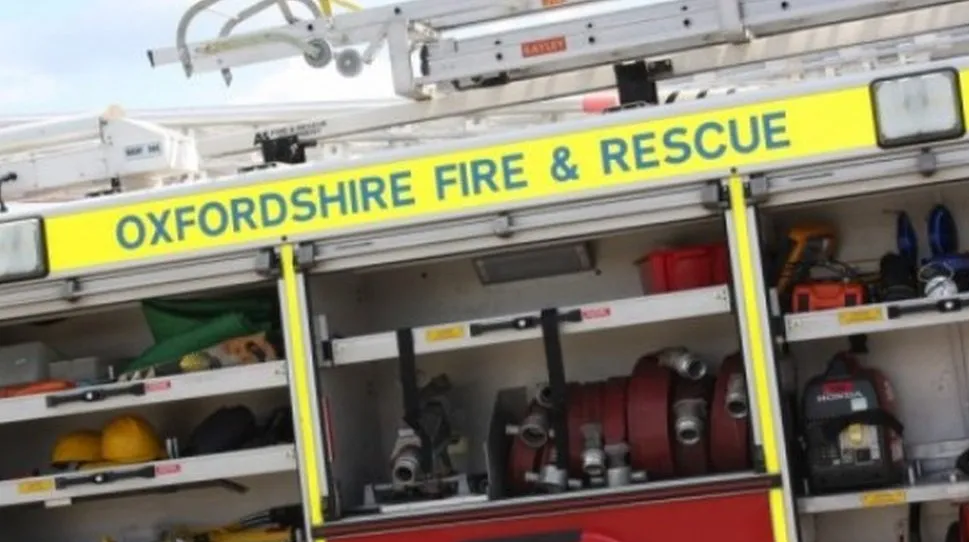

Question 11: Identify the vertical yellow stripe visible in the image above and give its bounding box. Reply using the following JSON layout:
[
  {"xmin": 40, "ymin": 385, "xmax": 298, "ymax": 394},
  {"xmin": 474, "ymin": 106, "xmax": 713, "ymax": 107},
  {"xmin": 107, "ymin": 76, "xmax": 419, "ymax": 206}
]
[
  {"xmin": 726, "ymin": 176, "xmax": 792, "ymax": 542},
  {"xmin": 318, "ymin": 0, "xmax": 333, "ymax": 16},
  {"xmin": 280, "ymin": 244, "xmax": 325, "ymax": 526}
]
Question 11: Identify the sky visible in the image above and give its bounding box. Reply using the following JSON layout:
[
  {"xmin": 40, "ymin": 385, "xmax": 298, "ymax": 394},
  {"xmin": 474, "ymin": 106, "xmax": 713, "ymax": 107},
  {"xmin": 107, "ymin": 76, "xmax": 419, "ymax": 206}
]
[
  {"xmin": 0, "ymin": 0, "xmax": 640, "ymax": 117},
  {"xmin": 0, "ymin": 0, "xmax": 411, "ymax": 116}
]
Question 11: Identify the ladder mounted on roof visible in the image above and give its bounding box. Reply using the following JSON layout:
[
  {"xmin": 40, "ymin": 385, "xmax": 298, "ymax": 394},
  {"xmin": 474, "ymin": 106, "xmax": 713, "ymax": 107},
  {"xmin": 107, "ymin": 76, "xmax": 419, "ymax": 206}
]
[
  {"xmin": 151, "ymin": 0, "xmax": 968, "ymax": 98},
  {"xmin": 147, "ymin": 0, "xmax": 969, "ymax": 162},
  {"xmin": 0, "ymin": 107, "xmax": 200, "ymax": 206}
]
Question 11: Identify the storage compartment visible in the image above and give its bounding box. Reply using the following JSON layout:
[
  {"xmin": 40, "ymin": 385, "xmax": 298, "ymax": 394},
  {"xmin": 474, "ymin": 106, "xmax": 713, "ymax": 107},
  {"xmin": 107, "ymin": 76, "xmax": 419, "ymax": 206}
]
[
  {"xmin": 764, "ymin": 180, "xmax": 969, "ymax": 542},
  {"xmin": 0, "ymin": 283, "xmax": 302, "ymax": 541},
  {"xmin": 310, "ymin": 220, "xmax": 759, "ymax": 524}
]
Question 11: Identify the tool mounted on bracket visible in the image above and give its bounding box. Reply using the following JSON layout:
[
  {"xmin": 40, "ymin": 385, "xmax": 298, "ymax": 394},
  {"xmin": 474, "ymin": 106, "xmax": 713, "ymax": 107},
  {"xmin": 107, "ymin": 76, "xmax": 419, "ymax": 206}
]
[
  {"xmin": 882, "ymin": 205, "xmax": 969, "ymax": 301},
  {"xmin": 362, "ymin": 330, "xmax": 479, "ymax": 509},
  {"xmin": 772, "ymin": 225, "xmax": 839, "ymax": 312},
  {"xmin": 920, "ymin": 205, "xmax": 969, "ymax": 295},
  {"xmin": 789, "ymin": 260, "xmax": 868, "ymax": 313}
]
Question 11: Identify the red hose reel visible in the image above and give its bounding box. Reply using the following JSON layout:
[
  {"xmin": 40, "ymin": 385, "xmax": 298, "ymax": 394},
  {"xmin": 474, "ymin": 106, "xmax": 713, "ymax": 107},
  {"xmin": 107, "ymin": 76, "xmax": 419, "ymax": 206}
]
[{"xmin": 506, "ymin": 352, "xmax": 751, "ymax": 494}]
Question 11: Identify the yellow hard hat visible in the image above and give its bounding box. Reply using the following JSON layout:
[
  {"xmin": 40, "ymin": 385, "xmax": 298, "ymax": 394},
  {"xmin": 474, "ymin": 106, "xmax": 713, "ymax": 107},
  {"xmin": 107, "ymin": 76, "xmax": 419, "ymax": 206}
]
[
  {"xmin": 101, "ymin": 414, "xmax": 166, "ymax": 464},
  {"xmin": 51, "ymin": 430, "xmax": 102, "ymax": 468}
]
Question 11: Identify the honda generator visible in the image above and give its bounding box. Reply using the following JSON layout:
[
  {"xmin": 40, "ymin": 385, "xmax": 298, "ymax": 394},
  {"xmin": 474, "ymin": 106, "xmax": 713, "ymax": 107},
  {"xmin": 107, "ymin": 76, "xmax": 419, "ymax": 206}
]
[{"xmin": 801, "ymin": 351, "xmax": 905, "ymax": 494}]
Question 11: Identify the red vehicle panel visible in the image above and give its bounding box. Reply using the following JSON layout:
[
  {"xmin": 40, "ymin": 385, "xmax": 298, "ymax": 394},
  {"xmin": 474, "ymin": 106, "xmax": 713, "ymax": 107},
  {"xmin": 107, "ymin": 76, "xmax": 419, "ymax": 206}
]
[{"xmin": 321, "ymin": 477, "xmax": 776, "ymax": 542}]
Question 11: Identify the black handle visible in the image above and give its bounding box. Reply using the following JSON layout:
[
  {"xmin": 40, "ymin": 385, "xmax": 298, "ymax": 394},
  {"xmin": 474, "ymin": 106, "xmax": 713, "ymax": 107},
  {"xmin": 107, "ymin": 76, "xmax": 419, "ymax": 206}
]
[
  {"xmin": 46, "ymin": 383, "xmax": 147, "ymax": 408},
  {"xmin": 54, "ymin": 465, "xmax": 156, "ymax": 490},
  {"xmin": 821, "ymin": 408, "xmax": 904, "ymax": 440},
  {"xmin": 887, "ymin": 297, "xmax": 964, "ymax": 320},
  {"xmin": 469, "ymin": 310, "xmax": 582, "ymax": 337}
]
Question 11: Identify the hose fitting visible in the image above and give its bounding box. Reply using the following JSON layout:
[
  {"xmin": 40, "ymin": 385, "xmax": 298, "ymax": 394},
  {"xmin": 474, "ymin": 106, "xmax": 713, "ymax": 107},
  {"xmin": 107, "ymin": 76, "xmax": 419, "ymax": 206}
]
[
  {"xmin": 580, "ymin": 423, "xmax": 606, "ymax": 477},
  {"xmin": 518, "ymin": 407, "xmax": 550, "ymax": 449},
  {"xmin": 658, "ymin": 347, "xmax": 708, "ymax": 380},
  {"xmin": 391, "ymin": 444, "xmax": 422, "ymax": 485},
  {"xmin": 673, "ymin": 398, "xmax": 706, "ymax": 445},
  {"xmin": 389, "ymin": 428, "xmax": 424, "ymax": 486},
  {"xmin": 724, "ymin": 373, "xmax": 749, "ymax": 419}
]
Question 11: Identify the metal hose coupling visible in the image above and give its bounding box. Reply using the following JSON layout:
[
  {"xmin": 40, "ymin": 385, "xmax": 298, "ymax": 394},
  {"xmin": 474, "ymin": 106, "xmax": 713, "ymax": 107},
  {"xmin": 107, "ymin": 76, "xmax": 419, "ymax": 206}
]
[
  {"xmin": 580, "ymin": 423, "xmax": 606, "ymax": 477},
  {"xmin": 672, "ymin": 398, "xmax": 706, "ymax": 446},
  {"xmin": 391, "ymin": 444, "xmax": 422, "ymax": 485},
  {"xmin": 389, "ymin": 428, "xmax": 424, "ymax": 486},
  {"xmin": 724, "ymin": 373, "xmax": 749, "ymax": 419},
  {"xmin": 604, "ymin": 442, "xmax": 631, "ymax": 487},
  {"xmin": 658, "ymin": 347, "xmax": 708, "ymax": 380},
  {"xmin": 518, "ymin": 407, "xmax": 551, "ymax": 449},
  {"xmin": 534, "ymin": 384, "xmax": 554, "ymax": 408}
]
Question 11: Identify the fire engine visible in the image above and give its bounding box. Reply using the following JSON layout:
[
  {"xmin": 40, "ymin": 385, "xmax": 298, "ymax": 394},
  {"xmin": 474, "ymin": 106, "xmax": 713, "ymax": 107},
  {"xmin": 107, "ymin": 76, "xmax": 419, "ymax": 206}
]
[{"xmin": 1, "ymin": 1, "xmax": 969, "ymax": 541}]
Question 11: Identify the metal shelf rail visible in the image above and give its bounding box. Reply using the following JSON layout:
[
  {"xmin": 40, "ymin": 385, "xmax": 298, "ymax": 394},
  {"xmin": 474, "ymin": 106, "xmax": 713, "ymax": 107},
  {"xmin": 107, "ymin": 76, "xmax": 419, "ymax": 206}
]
[{"xmin": 326, "ymin": 285, "xmax": 732, "ymax": 365}]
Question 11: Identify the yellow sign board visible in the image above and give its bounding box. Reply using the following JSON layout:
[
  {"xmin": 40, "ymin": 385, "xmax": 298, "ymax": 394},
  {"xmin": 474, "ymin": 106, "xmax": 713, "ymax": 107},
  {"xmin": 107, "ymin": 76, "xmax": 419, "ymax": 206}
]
[
  {"xmin": 837, "ymin": 307, "xmax": 885, "ymax": 326},
  {"xmin": 425, "ymin": 325, "xmax": 466, "ymax": 342},
  {"xmin": 46, "ymin": 84, "xmax": 883, "ymax": 273},
  {"xmin": 859, "ymin": 489, "xmax": 907, "ymax": 508}
]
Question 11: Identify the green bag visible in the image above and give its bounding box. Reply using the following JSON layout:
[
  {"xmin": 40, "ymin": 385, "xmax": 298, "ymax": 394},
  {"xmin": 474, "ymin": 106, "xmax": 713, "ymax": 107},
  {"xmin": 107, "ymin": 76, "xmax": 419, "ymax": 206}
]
[{"xmin": 124, "ymin": 292, "xmax": 281, "ymax": 375}]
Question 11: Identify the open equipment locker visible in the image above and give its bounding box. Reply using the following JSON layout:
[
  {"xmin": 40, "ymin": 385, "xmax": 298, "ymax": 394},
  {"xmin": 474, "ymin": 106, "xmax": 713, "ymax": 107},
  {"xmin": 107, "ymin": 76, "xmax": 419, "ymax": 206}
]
[
  {"xmin": 0, "ymin": 254, "xmax": 309, "ymax": 540},
  {"xmin": 300, "ymin": 170, "xmax": 775, "ymax": 541}
]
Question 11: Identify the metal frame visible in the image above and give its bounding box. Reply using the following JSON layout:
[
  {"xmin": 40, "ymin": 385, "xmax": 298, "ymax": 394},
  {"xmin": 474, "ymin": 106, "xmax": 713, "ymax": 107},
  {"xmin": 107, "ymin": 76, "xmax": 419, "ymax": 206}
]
[
  {"xmin": 0, "ymin": 110, "xmax": 199, "ymax": 202},
  {"xmin": 0, "ymin": 248, "xmax": 271, "ymax": 322},
  {"xmin": 799, "ymin": 479, "xmax": 969, "ymax": 514},
  {"xmin": 0, "ymin": 444, "xmax": 296, "ymax": 508},
  {"xmin": 193, "ymin": 2, "xmax": 969, "ymax": 159},
  {"xmin": 278, "ymin": 244, "xmax": 330, "ymax": 535},
  {"xmin": 148, "ymin": 0, "xmax": 964, "ymax": 100},
  {"xmin": 722, "ymin": 174, "xmax": 799, "ymax": 542},
  {"xmin": 784, "ymin": 292, "xmax": 969, "ymax": 342},
  {"xmin": 0, "ymin": 360, "xmax": 288, "ymax": 425},
  {"xmin": 327, "ymin": 285, "xmax": 732, "ymax": 366}
]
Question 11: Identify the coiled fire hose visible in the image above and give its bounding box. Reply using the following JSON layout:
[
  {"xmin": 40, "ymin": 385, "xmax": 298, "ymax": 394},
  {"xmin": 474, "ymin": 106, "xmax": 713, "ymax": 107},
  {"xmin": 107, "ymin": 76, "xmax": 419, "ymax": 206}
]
[
  {"xmin": 507, "ymin": 351, "xmax": 752, "ymax": 494},
  {"xmin": 710, "ymin": 353, "xmax": 751, "ymax": 473}
]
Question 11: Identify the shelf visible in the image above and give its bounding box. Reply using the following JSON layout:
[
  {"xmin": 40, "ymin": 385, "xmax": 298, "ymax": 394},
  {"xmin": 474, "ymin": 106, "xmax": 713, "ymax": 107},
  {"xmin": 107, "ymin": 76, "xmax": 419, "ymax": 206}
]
[
  {"xmin": 798, "ymin": 475, "xmax": 969, "ymax": 514},
  {"xmin": 0, "ymin": 361, "xmax": 289, "ymax": 425},
  {"xmin": 329, "ymin": 285, "xmax": 733, "ymax": 365},
  {"xmin": 783, "ymin": 293, "xmax": 969, "ymax": 343},
  {"xmin": 0, "ymin": 444, "xmax": 297, "ymax": 508}
]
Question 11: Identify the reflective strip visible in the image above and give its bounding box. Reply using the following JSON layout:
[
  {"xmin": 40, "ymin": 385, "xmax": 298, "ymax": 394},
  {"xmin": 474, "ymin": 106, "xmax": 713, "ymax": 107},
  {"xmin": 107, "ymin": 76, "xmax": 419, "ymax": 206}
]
[
  {"xmin": 726, "ymin": 175, "xmax": 791, "ymax": 542},
  {"xmin": 280, "ymin": 244, "xmax": 326, "ymax": 527}
]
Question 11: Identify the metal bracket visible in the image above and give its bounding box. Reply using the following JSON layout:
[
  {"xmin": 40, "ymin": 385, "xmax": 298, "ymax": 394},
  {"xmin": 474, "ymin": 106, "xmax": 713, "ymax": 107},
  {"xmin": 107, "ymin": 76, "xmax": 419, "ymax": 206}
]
[
  {"xmin": 294, "ymin": 242, "xmax": 317, "ymax": 271},
  {"xmin": 917, "ymin": 147, "xmax": 939, "ymax": 177},
  {"xmin": 255, "ymin": 247, "xmax": 281, "ymax": 277},
  {"xmin": 701, "ymin": 175, "xmax": 770, "ymax": 210},
  {"xmin": 603, "ymin": 59, "xmax": 673, "ymax": 114},
  {"xmin": 752, "ymin": 444, "xmax": 767, "ymax": 474},
  {"xmin": 491, "ymin": 213, "xmax": 513, "ymax": 239},
  {"xmin": 747, "ymin": 174, "xmax": 770, "ymax": 204},
  {"xmin": 701, "ymin": 180, "xmax": 730, "ymax": 211},
  {"xmin": 61, "ymin": 278, "xmax": 82, "ymax": 302},
  {"xmin": 253, "ymin": 134, "xmax": 318, "ymax": 164}
]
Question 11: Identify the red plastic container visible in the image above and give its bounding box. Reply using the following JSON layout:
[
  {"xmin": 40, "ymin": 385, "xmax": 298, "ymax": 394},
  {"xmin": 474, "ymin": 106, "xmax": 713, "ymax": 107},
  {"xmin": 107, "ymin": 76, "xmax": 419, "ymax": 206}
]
[{"xmin": 639, "ymin": 244, "xmax": 730, "ymax": 294}]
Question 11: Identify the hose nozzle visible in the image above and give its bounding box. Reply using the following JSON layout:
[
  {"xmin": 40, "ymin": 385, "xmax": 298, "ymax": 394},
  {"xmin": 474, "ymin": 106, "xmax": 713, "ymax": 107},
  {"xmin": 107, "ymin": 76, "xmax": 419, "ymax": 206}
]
[
  {"xmin": 673, "ymin": 399, "xmax": 706, "ymax": 445},
  {"xmin": 658, "ymin": 347, "xmax": 707, "ymax": 380},
  {"xmin": 391, "ymin": 444, "xmax": 422, "ymax": 485},
  {"xmin": 724, "ymin": 373, "xmax": 749, "ymax": 419}
]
